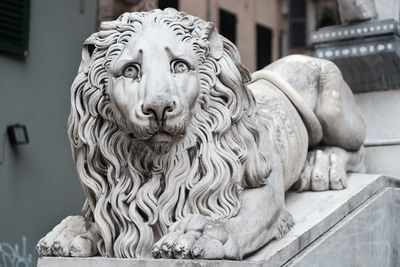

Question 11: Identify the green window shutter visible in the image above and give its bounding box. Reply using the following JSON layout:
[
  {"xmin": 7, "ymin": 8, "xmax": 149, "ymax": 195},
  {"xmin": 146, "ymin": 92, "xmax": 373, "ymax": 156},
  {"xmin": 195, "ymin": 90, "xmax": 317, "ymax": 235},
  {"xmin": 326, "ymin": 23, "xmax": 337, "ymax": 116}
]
[{"xmin": 0, "ymin": 0, "xmax": 30, "ymax": 57}]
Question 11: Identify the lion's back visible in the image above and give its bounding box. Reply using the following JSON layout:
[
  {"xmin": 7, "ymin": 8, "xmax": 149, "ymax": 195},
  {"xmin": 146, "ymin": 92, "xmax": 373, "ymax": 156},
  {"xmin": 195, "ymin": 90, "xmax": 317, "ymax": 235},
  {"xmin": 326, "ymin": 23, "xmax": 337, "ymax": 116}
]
[{"xmin": 262, "ymin": 55, "xmax": 323, "ymax": 111}]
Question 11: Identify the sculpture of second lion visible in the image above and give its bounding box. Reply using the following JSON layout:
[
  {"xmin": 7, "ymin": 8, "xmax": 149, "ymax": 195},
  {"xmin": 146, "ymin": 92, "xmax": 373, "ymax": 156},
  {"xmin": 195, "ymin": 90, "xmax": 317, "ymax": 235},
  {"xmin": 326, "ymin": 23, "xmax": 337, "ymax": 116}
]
[{"xmin": 37, "ymin": 8, "xmax": 366, "ymax": 260}]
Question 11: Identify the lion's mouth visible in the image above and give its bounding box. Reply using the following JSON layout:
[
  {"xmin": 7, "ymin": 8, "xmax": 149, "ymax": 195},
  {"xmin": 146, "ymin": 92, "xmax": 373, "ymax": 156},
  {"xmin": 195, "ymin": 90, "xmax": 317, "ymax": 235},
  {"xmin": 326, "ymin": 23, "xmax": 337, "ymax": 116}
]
[
  {"xmin": 128, "ymin": 130, "xmax": 178, "ymax": 143},
  {"xmin": 149, "ymin": 131, "xmax": 174, "ymax": 143},
  {"xmin": 127, "ymin": 116, "xmax": 188, "ymax": 152},
  {"xmin": 132, "ymin": 131, "xmax": 178, "ymax": 154}
]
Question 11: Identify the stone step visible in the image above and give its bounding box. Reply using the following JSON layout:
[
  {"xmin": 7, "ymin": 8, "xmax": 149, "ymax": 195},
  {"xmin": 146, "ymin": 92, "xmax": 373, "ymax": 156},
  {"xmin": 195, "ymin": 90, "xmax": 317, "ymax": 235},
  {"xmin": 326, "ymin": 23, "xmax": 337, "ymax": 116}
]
[{"xmin": 354, "ymin": 89, "xmax": 400, "ymax": 177}]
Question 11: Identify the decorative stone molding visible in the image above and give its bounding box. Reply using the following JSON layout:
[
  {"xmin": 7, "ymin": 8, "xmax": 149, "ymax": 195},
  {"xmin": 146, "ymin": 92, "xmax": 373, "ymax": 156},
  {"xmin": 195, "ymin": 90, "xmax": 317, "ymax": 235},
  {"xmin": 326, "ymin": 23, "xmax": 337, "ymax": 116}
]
[
  {"xmin": 312, "ymin": 19, "xmax": 399, "ymax": 44},
  {"xmin": 312, "ymin": 18, "xmax": 400, "ymax": 92}
]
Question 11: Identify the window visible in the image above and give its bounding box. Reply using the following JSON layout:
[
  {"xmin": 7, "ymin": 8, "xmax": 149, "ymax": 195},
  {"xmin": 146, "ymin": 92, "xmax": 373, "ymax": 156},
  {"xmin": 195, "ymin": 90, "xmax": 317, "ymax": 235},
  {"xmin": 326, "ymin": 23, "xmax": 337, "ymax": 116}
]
[
  {"xmin": 289, "ymin": 0, "xmax": 306, "ymax": 48},
  {"xmin": 158, "ymin": 0, "xmax": 179, "ymax": 10},
  {"xmin": 316, "ymin": 0, "xmax": 340, "ymax": 29},
  {"xmin": 256, "ymin": 24, "xmax": 272, "ymax": 69},
  {"xmin": 219, "ymin": 9, "xmax": 236, "ymax": 44},
  {"xmin": 0, "ymin": 0, "xmax": 30, "ymax": 57}
]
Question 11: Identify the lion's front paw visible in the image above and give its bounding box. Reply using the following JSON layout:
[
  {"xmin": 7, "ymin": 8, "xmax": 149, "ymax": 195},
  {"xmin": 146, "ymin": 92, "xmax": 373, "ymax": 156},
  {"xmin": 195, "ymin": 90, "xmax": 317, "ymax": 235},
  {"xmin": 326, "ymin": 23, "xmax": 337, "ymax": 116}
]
[
  {"xmin": 152, "ymin": 215, "xmax": 240, "ymax": 260},
  {"xmin": 37, "ymin": 215, "xmax": 99, "ymax": 257}
]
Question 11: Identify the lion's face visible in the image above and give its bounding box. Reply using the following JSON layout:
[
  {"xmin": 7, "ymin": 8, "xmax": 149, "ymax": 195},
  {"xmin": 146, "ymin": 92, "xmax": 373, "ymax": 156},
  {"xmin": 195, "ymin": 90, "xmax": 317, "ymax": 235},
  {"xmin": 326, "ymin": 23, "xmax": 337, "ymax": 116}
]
[
  {"xmin": 108, "ymin": 25, "xmax": 200, "ymax": 153},
  {"xmin": 69, "ymin": 9, "xmax": 269, "ymax": 258}
]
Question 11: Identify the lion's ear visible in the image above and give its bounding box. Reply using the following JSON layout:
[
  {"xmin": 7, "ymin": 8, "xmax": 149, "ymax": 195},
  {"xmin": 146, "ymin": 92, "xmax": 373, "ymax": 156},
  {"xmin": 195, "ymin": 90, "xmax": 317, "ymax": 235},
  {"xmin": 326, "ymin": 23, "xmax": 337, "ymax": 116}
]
[
  {"xmin": 78, "ymin": 35, "xmax": 96, "ymax": 73},
  {"xmin": 206, "ymin": 22, "xmax": 224, "ymax": 60}
]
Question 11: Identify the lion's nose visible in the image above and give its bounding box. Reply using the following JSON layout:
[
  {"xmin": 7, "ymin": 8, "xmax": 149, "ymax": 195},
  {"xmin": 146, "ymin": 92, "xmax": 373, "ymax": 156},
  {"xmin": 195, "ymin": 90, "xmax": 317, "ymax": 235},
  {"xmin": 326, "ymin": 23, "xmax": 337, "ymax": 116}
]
[{"xmin": 142, "ymin": 95, "xmax": 176, "ymax": 122}]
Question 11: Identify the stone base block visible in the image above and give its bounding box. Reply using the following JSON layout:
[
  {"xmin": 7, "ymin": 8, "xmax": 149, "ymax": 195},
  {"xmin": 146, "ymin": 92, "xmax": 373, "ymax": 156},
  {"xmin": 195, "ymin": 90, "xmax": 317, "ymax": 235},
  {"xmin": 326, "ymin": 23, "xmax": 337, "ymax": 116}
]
[
  {"xmin": 364, "ymin": 145, "xmax": 400, "ymax": 178},
  {"xmin": 38, "ymin": 174, "xmax": 400, "ymax": 267},
  {"xmin": 354, "ymin": 89, "xmax": 400, "ymax": 178}
]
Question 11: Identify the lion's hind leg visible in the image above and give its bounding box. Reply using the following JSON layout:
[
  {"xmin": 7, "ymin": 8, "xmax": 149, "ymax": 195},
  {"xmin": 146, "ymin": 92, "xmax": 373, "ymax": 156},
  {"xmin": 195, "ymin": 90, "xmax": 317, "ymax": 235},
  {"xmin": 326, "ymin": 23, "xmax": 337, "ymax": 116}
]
[
  {"xmin": 292, "ymin": 59, "xmax": 366, "ymax": 192},
  {"xmin": 315, "ymin": 59, "xmax": 366, "ymax": 150},
  {"xmin": 293, "ymin": 146, "xmax": 364, "ymax": 192}
]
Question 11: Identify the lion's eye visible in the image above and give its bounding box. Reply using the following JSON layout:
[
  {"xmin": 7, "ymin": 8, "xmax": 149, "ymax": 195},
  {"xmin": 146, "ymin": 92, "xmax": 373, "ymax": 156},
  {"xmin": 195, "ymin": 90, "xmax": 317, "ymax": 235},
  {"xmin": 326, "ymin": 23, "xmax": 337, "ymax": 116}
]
[
  {"xmin": 123, "ymin": 64, "xmax": 140, "ymax": 79},
  {"xmin": 172, "ymin": 60, "xmax": 189, "ymax": 74}
]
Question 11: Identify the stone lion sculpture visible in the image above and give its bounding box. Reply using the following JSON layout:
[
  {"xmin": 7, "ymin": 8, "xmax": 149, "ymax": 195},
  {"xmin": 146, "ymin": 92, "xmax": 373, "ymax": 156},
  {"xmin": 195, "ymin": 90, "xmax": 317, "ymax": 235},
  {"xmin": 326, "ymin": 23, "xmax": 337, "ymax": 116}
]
[{"xmin": 37, "ymin": 8, "xmax": 366, "ymax": 260}]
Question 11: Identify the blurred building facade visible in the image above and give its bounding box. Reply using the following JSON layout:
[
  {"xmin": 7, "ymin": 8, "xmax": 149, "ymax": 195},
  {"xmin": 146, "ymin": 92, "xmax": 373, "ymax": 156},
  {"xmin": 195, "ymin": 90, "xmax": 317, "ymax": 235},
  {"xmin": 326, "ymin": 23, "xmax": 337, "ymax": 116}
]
[
  {"xmin": 98, "ymin": 0, "xmax": 339, "ymax": 71},
  {"xmin": 0, "ymin": 0, "xmax": 98, "ymax": 264}
]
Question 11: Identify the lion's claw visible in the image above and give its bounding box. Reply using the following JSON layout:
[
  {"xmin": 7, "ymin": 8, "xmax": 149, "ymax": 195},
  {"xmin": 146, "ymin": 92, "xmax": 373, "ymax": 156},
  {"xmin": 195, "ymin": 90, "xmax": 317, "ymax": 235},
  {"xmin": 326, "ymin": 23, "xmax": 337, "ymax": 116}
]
[
  {"xmin": 192, "ymin": 236, "xmax": 224, "ymax": 259},
  {"xmin": 294, "ymin": 148, "xmax": 348, "ymax": 192},
  {"xmin": 152, "ymin": 214, "xmax": 239, "ymax": 259},
  {"xmin": 36, "ymin": 215, "xmax": 99, "ymax": 257},
  {"xmin": 172, "ymin": 230, "xmax": 200, "ymax": 258},
  {"xmin": 191, "ymin": 244, "xmax": 204, "ymax": 258}
]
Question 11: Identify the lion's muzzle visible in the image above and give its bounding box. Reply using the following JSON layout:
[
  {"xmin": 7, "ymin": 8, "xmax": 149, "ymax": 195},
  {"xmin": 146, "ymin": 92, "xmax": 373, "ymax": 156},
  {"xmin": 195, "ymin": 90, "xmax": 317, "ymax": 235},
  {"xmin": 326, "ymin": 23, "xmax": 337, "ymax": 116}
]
[
  {"xmin": 127, "ymin": 93, "xmax": 189, "ymax": 148},
  {"xmin": 142, "ymin": 93, "xmax": 177, "ymax": 123}
]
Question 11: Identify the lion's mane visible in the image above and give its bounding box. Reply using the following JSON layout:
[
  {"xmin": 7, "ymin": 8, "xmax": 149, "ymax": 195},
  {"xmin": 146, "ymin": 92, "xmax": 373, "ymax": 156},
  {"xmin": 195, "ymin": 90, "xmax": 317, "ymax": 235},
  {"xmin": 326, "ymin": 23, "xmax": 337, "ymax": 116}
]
[{"xmin": 68, "ymin": 9, "xmax": 270, "ymax": 258}]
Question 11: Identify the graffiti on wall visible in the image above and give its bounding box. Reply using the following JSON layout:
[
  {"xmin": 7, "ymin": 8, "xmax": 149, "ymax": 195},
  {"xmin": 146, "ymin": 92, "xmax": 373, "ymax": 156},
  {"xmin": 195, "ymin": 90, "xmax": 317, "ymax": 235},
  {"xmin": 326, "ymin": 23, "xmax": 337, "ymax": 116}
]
[{"xmin": 0, "ymin": 236, "xmax": 33, "ymax": 267}]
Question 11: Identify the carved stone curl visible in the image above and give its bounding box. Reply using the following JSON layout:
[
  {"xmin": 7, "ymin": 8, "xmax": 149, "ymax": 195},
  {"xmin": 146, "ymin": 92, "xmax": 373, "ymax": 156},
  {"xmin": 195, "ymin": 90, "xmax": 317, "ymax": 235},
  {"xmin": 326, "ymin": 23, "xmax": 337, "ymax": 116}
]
[{"xmin": 37, "ymin": 8, "xmax": 366, "ymax": 260}]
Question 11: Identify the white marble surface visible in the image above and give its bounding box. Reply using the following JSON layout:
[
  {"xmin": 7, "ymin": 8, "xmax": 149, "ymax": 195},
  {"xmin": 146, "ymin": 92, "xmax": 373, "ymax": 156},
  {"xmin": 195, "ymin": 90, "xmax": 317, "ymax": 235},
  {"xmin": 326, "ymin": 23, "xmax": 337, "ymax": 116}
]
[
  {"xmin": 355, "ymin": 89, "xmax": 400, "ymax": 178},
  {"xmin": 285, "ymin": 187, "xmax": 400, "ymax": 266},
  {"xmin": 247, "ymin": 173, "xmax": 394, "ymax": 263},
  {"xmin": 38, "ymin": 173, "xmax": 399, "ymax": 267},
  {"xmin": 355, "ymin": 89, "xmax": 400, "ymax": 141},
  {"xmin": 364, "ymin": 146, "xmax": 400, "ymax": 178}
]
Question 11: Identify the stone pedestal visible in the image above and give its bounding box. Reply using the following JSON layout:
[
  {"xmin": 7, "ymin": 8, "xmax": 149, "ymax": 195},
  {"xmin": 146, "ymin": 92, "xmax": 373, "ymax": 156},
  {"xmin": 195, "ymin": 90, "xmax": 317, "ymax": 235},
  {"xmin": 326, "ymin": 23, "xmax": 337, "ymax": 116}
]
[
  {"xmin": 37, "ymin": 173, "xmax": 400, "ymax": 267},
  {"xmin": 355, "ymin": 89, "xmax": 400, "ymax": 178},
  {"xmin": 312, "ymin": 19, "xmax": 400, "ymax": 92}
]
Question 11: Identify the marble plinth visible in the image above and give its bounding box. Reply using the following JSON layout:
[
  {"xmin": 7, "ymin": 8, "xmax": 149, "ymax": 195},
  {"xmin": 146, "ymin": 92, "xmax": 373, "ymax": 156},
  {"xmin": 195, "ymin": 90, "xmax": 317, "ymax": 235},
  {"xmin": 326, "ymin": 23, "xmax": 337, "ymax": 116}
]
[
  {"xmin": 285, "ymin": 187, "xmax": 400, "ymax": 266},
  {"xmin": 38, "ymin": 174, "xmax": 400, "ymax": 267},
  {"xmin": 355, "ymin": 89, "xmax": 400, "ymax": 178}
]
